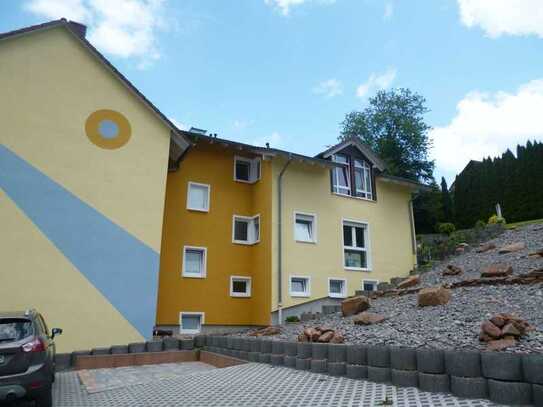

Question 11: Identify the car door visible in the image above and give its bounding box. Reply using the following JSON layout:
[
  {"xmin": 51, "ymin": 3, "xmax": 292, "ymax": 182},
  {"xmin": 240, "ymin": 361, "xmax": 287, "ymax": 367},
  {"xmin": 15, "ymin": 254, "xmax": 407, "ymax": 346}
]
[{"xmin": 37, "ymin": 315, "xmax": 55, "ymax": 363}]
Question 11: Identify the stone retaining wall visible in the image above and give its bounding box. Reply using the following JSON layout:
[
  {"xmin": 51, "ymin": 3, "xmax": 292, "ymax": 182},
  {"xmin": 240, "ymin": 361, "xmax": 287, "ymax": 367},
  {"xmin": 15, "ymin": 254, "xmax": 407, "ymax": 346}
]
[{"xmin": 200, "ymin": 335, "xmax": 543, "ymax": 406}]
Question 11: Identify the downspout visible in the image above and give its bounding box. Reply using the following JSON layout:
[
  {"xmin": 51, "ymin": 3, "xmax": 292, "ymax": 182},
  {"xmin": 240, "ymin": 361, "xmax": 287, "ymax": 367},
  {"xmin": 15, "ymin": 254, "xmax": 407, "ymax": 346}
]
[
  {"xmin": 408, "ymin": 193, "xmax": 419, "ymax": 269},
  {"xmin": 277, "ymin": 156, "xmax": 292, "ymax": 325}
]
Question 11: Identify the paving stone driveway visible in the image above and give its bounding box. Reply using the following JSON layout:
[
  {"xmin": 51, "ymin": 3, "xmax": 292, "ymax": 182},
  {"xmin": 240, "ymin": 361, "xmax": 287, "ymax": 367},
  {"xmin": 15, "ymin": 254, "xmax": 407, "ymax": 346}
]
[{"xmin": 52, "ymin": 363, "xmax": 502, "ymax": 407}]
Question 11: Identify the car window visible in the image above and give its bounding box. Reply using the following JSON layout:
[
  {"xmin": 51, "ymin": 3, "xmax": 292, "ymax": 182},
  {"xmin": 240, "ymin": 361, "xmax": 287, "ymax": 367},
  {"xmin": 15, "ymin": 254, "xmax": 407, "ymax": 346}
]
[{"xmin": 0, "ymin": 319, "xmax": 33, "ymax": 342}]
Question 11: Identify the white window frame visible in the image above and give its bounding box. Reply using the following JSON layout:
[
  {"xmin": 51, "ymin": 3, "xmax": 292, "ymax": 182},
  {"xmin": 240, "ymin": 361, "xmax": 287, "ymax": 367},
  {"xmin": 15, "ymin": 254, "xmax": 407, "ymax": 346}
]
[
  {"xmin": 179, "ymin": 312, "xmax": 205, "ymax": 334},
  {"xmin": 186, "ymin": 182, "xmax": 210, "ymax": 212},
  {"xmin": 182, "ymin": 245, "xmax": 207, "ymax": 278},
  {"xmin": 332, "ymin": 154, "xmax": 351, "ymax": 196},
  {"xmin": 293, "ymin": 211, "xmax": 317, "ymax": 243},
  {"xmin": 230, "ymin": 276, "xmax": 252, "ymax": 297},
  {"xmin": 354, "ymin": 159, "xmax": 373, "ymax": 200},
  {"xmin": 362, "ymin": 279, "xmax": 379, "ymax": 292},
  {"xmin": 234, "ymin": 156, "xmax": 261, "ymax": 183},
  {"xmin": 289, "ymin": 275, "xmax": 311, "ymax": 298},
  {"xmin": 328, "ymin": 278, "xmax": 347, "ymax": 298},
  {"xmin": 342, "ymin": 218, "xmax": 372, "ymax": 271},
  {"xmin": 232, "ymin": 214, "xmax": 260, "ymax": 245}
]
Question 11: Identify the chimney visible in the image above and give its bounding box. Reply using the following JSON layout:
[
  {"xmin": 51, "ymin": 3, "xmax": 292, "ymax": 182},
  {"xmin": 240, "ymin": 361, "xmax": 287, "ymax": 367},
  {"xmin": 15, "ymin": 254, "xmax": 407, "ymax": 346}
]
[{"xmin": 67, "ymin": 21, "xmax": 87, "ymax": 38}]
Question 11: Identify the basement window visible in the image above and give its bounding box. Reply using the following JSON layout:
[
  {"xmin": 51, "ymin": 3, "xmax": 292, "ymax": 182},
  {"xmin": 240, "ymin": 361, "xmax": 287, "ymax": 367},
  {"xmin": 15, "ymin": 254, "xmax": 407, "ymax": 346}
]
[
  {"xmin": 182, "ymin": 246, "xmax": 207, "ymax": 278},
  {"xmin": 230, "ymin": 276, "xmax": 252, "ymax": 297},
  {"xmin": 363, "ymin": 280, "xmax": 378, "ymax": 292},
  {"xmin": 328, "ymin": 278, "xmax": 347, "ymax": 298},
  {"xmin": 289, "ymin": 276, "xmax": 310, "ymax": 297},
  {"xmin": 233, "ymin": 215, "xmax": 260, "ymax": 245},
  {"xmin": 180, "ymin": 312, "xmax": 204, "ymax": 334},
  {"xmin": 234, "ymin": 156, "xmax": 261, "ymax": 183},
  {"xmin": 294, "ymin": 212, "xmax": 317, "ymax": 243}
]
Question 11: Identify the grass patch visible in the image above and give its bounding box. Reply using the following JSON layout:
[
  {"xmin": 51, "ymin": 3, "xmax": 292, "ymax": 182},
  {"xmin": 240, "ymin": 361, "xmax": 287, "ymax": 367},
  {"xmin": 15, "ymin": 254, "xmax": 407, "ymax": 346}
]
[{"xmin": 506, "ymin": 218, "xmax": 543, "ymax": 229}]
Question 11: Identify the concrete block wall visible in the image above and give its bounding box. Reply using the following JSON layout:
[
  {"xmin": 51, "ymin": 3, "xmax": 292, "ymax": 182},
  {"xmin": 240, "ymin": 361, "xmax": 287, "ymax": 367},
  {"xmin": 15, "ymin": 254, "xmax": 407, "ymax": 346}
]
[{"xmin": 199, "ymin": 335, "xmax": 543, "ymax": 406}]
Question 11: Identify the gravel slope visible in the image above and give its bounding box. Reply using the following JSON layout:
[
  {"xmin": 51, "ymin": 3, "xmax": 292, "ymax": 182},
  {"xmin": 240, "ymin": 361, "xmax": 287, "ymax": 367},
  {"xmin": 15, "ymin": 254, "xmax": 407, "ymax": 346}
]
[{"xmin": 253, "ymin": 224, "xmax": 543, "ymax": 353}]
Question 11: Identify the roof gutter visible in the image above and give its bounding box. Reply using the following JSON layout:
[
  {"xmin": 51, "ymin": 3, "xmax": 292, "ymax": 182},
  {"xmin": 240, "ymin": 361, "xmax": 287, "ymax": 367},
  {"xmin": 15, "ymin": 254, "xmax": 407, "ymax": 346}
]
[{"xmin": 277, "ymin": 156, "xmax": 292, "ymax": 325}]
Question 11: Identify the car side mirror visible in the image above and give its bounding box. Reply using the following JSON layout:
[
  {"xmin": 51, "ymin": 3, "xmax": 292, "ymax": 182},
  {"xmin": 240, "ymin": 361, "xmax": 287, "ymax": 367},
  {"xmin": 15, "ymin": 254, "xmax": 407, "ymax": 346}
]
[{"xmin": 51, "ymin": 328, "xmax": 63, "ymax": 338}]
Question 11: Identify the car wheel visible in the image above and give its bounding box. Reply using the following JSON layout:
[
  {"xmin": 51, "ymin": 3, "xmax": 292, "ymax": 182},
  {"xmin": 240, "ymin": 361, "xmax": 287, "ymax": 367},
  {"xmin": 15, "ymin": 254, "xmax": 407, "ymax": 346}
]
[{"xmin": 34, "ymin": 387, "xmax": 53, "ymax": 407}]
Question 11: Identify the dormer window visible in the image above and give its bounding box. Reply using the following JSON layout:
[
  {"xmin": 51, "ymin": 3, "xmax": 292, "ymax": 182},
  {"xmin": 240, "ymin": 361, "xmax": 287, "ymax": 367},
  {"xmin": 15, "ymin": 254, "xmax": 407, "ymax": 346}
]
[
  {"xmin": 354, "ymin": 159, "xmax": 372, "ymax": 199},
  {"xmin": 332, "ymin": 154, "xmax": 351, "ymax": 195}
]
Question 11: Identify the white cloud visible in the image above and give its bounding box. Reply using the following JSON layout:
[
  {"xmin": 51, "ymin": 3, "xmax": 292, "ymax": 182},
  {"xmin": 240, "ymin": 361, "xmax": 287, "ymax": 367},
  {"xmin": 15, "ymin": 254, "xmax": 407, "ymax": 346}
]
[
  {"xmin": 24, "ymin": 0, "xmax": 168, "ymax": 67},
  {"xmin": 457, "ymin": 0, "xmax": 543, "ymax": 38},
  {"xmin": 356, "ymin": 67, "xmax": 396, "ymax": 99},
  {"xmin": 431, "ymin": 79, "xmax": 543, "ymax": 178},
  {"xmin": 313, "ymin": 78, "xmax": 343, "ymax": 98},
  {"xmin": 251, "ymin": 131, "xmax": 283, "ymax": 148},
  {"xmin": 384, "ymin": 2, "xmax": 393, "ymax": 20},
  {"xmin": 264, "ymin": 0, "xmax": 335, "ymax": 16}
]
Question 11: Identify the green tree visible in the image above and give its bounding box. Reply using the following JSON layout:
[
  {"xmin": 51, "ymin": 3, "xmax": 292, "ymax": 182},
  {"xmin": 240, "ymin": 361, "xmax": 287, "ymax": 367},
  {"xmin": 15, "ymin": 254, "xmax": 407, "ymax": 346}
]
[
  {"xmin": 440, "ymin": 177, "xmax": 453, "ymax": 223},
  {"xmin": 413, "ymin": 181, "xmax": 442, "ymax": 234},
  {"xmin": 340, "ymin": 88, "xmax": 434, "ymax": 183}
]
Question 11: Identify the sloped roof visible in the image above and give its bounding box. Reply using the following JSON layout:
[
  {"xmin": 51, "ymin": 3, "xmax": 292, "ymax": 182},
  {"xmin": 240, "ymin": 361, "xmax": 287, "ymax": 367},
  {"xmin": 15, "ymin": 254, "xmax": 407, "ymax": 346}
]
[
  {"xmin": 0, "ymin": 18, "xmax": 190, "ymax": 155},
  {"xmin": 315, "ymin": 138, "xmax": 387, "ymax": 172}
]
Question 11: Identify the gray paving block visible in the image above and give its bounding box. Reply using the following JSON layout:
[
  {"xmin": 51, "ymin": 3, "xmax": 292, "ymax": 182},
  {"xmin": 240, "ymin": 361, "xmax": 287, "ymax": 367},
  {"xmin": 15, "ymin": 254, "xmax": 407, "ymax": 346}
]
[
  {"xmin": 232, "ymin": 350, "xmax": 242, "ymax": 359},
  {"xmin": 271, "ymin": 354, "xmax": 284, "ymax": 366},
  {"xmin": 54, "ymin": 353, "xmax": 71, "ymax": 370},
  {"xmin": 391, "ymin": 369, "xmax": 418, "ymax": 388},
  {"xmin": 534, "ymin": 384, "xmax": 543, "ymax": 407},
  {"xmin": 162, "ymin": 338, "xmax": 179, "ymax": 351},
  {"xmin": 346, "ymin": 345, "xmax": 367, "ymax": 365},
  {"xmin": 295, "ymin": 358, "xmax": 311, "ymax": 370},
  {"xmin": 211, "ymin": 336, "xmax": 220, "ymax": 347},
  {"xmin": 260, "ymin": 339, "xmax": 272, "ymax": 354},
  {"xmin": 110, "ymin": 345, "xmax": 128, "ymax": 354},
  {"xmin": 445, "ymin": 350, "xmax": 481, "ymax": 377},
  {"xmin": 284, "ymin": 355, "xmax": 297, "ymax": 368},
  {"xmin": 194, "ymin": 335, "xmax": 206, "ymax": 348},
  {"xmin": 128, "ymin": 343, "xmax": 146, "ymax": 353},
  {"xmin": 232, "ymin": 337, "xmax": 242, "ymax": 350},
  {"xmin": 226, "ymin": 336, "xmax": 234, "ymax": 349},
  {"xmin": 346, "ymin": 364, "xmax": 368, "ymax": 379},
  {"xmin": 218, "ymin": 336, "xmax": 228, "ymax": 349},
  {"xmin": 249, "ymin": 338, "xmax": 260, "ymax": 353},
  {"xmin": 328, "ymin": 362, "xmax": 346, "ymax": 376},
  {"xmin": 367, "ymin": 366, "xmax": 391, "ymax": 384},
  {"xmin": 70, "ymin": 350, "xmax": 90, "ymax": 365},
  {"xmin": 418, "ymin": 372, "xmax": 450, "ymax": 394},
  {"xmin": 523, "ymin": 354, "xmax": 543, "ymax": 384},
  {"xmin": 271, "ymin": 341, "xmax": 284, "ymax": 355},
  {"xmin": 328, "ymin": 344, "xmax": 346, "ymax": 363},
  {"xmin": 181, "ymin": 338, "xmax": 194, "ymax": 350},
  {"xmin": 297, "ymin": 342, "xmax": 312, "ymax": 359},
  {"xmin": 239, "ymin": 351, "xmax": 249, "ymax": 360},
  {"xmin": 311, "ymin": 359, "xmax": 328, "ymax": 374},
  {"xmin": 248, "ymin": 352, "xmax": 260, "ymax": 362},
  {"xmin": 91, "ymin": 347, "xmax": 111, "ymax": 355},
  {"xmin": 450, "ymin": 376, "xmax": 488, "ymax": 399},
  {"xmin": 390, "ymin": 347, "xmax": 417, "ymax": 371},
  {"xmin": 312, "ymin": 343, "xmax": 328, "ymax": 360},
  {"xmin": 416, "ymin": 348, "xmax": 444, "ymax": 374},
  {"xmin": 259, "ymin": 353, "xmax": 271, "ymax": 364},
  {"xmin": 146, "ymin": 340, "xmax": 163, "ymax": 352},
  {"xmin": 367, "ymin": 346, "xmax": 390, "ymax": 368},
  {"xmin": 284, "ymin": 341, "xmax": 298, "ymax": 356},
  {"xmin": 241, "ymin": 338, "xmax": 251, "ymax": 352},
  {"xmin": 481, "ymin": 351, "xmax": 523, "ymax": 381},
  {"xmin": 488, "ymin": 379, "xmax": 532, "ymax": 406}
]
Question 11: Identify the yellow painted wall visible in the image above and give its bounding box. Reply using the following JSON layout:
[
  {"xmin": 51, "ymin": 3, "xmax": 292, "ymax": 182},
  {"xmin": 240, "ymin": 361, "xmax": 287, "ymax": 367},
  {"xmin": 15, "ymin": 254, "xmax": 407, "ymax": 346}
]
[
  {"xmin": 0, "ymin": 190, "xmax": 143, "ymax": 353},
  {"xmin": 0, "ymin": 26, "xmax": 170, "ymax": 252},
  {"xmin": 156, "ymin": 142, "xmax": 272, "ymax": 327},
  {"xmin": 271, "ymin": 158, "xmax": 415, "ymax": 310}
]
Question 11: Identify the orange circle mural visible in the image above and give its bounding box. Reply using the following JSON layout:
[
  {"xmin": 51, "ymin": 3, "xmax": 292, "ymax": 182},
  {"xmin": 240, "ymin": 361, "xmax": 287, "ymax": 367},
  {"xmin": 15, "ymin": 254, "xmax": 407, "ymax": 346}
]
[{"xmin": 85, "ymin": 109, "xmax": 131, "ymax": 149}]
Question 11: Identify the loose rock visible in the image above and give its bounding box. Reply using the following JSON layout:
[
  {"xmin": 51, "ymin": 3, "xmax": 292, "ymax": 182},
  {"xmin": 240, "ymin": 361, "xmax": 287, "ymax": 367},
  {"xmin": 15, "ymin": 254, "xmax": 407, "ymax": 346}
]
[
  {"xmin": 481, "ymin": 264, "xmax": 512, "ymax": 278},
  {"xmin": 477, "ymin": 242, "xmax": 496, "ymax": 253},
  {"xmin": 341, "ymin": 296, "xmax": 370, "ymax": 317},
  {"xmin": 418, "ymin": 287, "xmax": 451, "ymax": 307},
  {"xmin": 499, "ymin": 241, "xmax": 526, "ymax": 254},
  {"xmin": 397, "ymin": 275, "xmax": 420, "ymax": 289},
  {"xmin": 353, "ymin": 312, "xmax": 386, "ymax": 325},
  {"xmin": 443, "ymin": 264, "xmax": 463, "ymax": 276}
]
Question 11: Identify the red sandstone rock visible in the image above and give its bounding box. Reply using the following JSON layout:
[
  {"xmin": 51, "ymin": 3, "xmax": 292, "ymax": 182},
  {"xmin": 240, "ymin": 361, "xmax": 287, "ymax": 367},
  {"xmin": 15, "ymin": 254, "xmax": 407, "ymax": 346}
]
[
  {"xmin": 397, "ymin": 275, "xmax": 420, "ymax": 289},
  {"xmin": 417, "ymin": 287, "xmax": 451, "ymax": 307},
  {"xmin": 501, "ymin": 323, "xmax": 521, "ymax": 337},
  {"xmin": 477, "ymin": 242, "xmax": 496, "ymax": 253},
  {"xmin": 249, "ymin": 326, "xmax": 281, "ymax": 336},
  {"xmin": 330, "ymin": 333, "xmax": 345, "ymax": 343},
  {"xmin": 481, "ymin": 264, "xmax": 513, "ymax": 278},
  {"xmin": 304, "ymin": 327, "xmax": 321, "ymax": 342},
  {"xmin": 443, "ymin": 265, "xmax": 463, "ymax": 276},
  {"xmin": 481, "ymin": 320, "xmax": 502, "ymax": 338},
  {"xmin": 528, "ymin": 248, "xmax": 543, "ymax": 257},
  {"xmin": 353, "ymin": 312, "xmax": 386, "ymax": 325},
  {"xmin": 488, "ymin": 338, "xmax": 517, "ymax": 351},
  {"xmin": 317, "ymin": 331, "xmax": 335, "ymax": 343},
  {"xmin": 341, "ymin": 296, "xmax": 370, "ymax": 317},
  {"xmin": 498, "ymin": 242, "xmax": 526, "ymax": 254},
  {"xmin": 490, "ymin": 315, "xmax": 506, "ymax": 328}
]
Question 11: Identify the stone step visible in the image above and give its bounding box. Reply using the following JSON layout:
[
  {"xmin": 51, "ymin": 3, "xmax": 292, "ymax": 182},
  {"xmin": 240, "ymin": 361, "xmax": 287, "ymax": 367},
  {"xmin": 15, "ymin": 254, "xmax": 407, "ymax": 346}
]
[
  {"xmin": 322, "ymin": 305, "xmax": 341, "ymax": 315},
  {"xmin": 377, "ymin": 282, "xmax": 393, "ymax": 291}
]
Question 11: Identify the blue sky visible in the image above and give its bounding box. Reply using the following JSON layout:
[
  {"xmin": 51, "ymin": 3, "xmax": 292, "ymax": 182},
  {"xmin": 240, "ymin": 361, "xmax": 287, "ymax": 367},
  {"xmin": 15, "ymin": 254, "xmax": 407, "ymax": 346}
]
[{"xmin": 2, "ymin": 0, "xmax": 543, "ymax": 184}]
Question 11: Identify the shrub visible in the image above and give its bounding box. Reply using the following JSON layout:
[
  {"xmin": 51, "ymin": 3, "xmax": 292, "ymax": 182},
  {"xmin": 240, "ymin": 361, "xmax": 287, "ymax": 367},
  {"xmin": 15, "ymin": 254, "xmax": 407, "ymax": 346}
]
[
  {"xmin": 488, "ymin": 215, "xmax": 506, "ymax": 225},
  {"xmin": 437, "ymin": 222, "xmax": 456, "ymax": 235},
  {"xmin": 285, "ymin": 316, "xmax": 300, "ymax": 323},
  {"xmin": 474, "ymin": 220, "xmax": 486, "ymax": 229}
]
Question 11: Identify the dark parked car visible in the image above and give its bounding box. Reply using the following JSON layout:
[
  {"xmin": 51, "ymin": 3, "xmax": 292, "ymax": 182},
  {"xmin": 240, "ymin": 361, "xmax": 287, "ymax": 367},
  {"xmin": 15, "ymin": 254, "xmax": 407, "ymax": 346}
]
[{"xmin": 0, "ymin": 310, "xmax": 62, "ymax": 406}]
